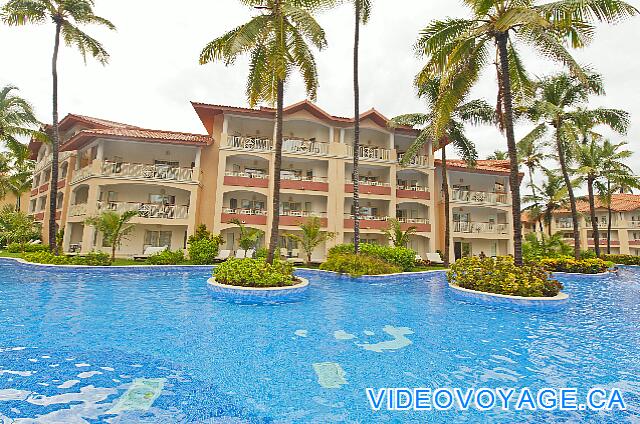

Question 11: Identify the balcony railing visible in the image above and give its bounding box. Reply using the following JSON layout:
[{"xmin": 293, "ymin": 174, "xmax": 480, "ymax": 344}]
[
  {"xmin": 398, "ymin": 217, "xmax": 429, "ymax": 224},
  {"xmin": 453, "ymin": 221, "xmax": 508, "ymax": 234},
  {"xmin": 344, "ymin": 214, "xmax": 390, "ymax": 221},
  {"xmin": 585, "ymin": 221, "xmax": 614, "ymax": 229},
  {"xmin": 556, "ymin": 221, "xmax": 576, "ymax": 229},
  {"xmin": 101, "ymin": 161, "xmax": 194, "ymax": 182},
  {"xmin": 283, "ymin": 138, "xmax": 329, "ymax": 155},
  {"xmin": 397, "ymin": 153, "xmax": 428, "ymax": 167},
  {"xmin": 280, "ymin": 210, "xmax": 327, "ymax": 218},
  {"xmin": 451, "ymin": 189, "xmax": 508, "ymax": 205},
  {"xmin": 224, "ymin": 171, "xmax": 269, "ymax": 180},
  {"xmin": 397, "ymin": 185, "xmax": 428, "ymax": 192},
  {"xmin": 97, "ymin": 201, "xmax": 189, "ymax": 219},
  {"xmin": 68, "ymin": 203, "xmax": 88, "ymax": 217},
  {"xmin": 347, "ymin": 180, "xmax": 391, "ymax": 187},
  {"xmin": 225, "ymin": 135, "xmax": 272, "ymax": 151},
  {"xmin": 222, "ymin": 208, "xmax": 268, "ymax": 216},
  {"xmin": 347, "ymin": 145, "xmax": 391, "ymax": 161},
  {"xmin": 631, "ymin": 221, "xmax": 640, "ymax": 228},
  {"xmin": 282, "ymin": 175, "xmax": 328, "ymax": 183}
]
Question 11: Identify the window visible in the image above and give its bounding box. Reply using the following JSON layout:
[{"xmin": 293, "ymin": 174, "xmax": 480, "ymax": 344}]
[{"xmin": 144, "ymin": 230, "xmax": 172, "ymax": 249}]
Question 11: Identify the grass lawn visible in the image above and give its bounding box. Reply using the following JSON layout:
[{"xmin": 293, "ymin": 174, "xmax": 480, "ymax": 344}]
[{"xmin": 0, "ymin": 251, "xmax": 22, "ymax": 258}]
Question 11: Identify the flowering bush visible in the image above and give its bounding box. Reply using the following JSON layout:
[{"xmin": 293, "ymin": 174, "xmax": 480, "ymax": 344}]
[
  {"xmin": 327, "ymin": 243, "xmax": 416, "ymax": 271},
  {"xmin": 5, "ymin": 243, "xmax": 48, "ymax": 253},
  {"xmin": 539, "ymin": 257, "xmax": 610, "ymax": 274},
  {"xmin": 603, "ymin": 254, "xmax": 640, "ymax": 266},
  {"xmin": 213, "ymin": 258, "xmax": 296, "ymax": 287},
  {"xmin": 448, "ymin": 256, "xmax": 562, "ymax": 297},
  {"xmin": 320, "ymin": 253, "xmax": 402, "ymax": 277}
]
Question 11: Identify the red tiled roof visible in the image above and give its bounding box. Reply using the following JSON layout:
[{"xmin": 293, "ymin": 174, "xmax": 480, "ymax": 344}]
[
  {"xmin": 557, "ymin": 193, "xmax": 640, "ymax": 213},
  {"xmin": 61, "ymin": 127, "xmax": 211, "ymax": 151},
  {"xmin": 67, "ymin": 114, "xmax": 139, "ymax": 129},
  {"xmin": 435, "ymin": 159, "xmax": 519, "ymax": 176}
]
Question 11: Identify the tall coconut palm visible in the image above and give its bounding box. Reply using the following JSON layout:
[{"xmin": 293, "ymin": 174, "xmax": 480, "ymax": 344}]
[
  {"xmin": 518, "ymin": 124, "xmax": 547, "ymax": 231},
  {"xmin": 413, "ymin": 0, "xmax": 637, "ymax": 265},
  {"xmin": 351, "ymin": 0, "xmax": 371, "ymax": 254},
  {"xmin": 390, "ymin": 77, "xmax": 493, "ymax": 267},
  {"xmin": 525, "ymin": 73, "xmax": 629, "ymax": 258},
  {"xmin": 2, "ymin": 0, "xmax": 115, "ymax": 253},
  {"xmin": 200, "ymin": 0, "xmax": 329, "ymax": 264},
  {"xmin": 524, "ymin": 169, "xmax": 568, "ymax": 237},
  {"xmin": 85, "ymin": 210, "xmax": 137, "ymax": 262}
]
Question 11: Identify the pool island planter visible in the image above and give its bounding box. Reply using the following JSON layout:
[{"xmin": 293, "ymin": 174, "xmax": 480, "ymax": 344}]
[
  {"xmin": 207, "ymin": 276, "xmax": 309, "ymax": 304},
  {"xmin": 448, "ymin": 283, "xmax": 569, "ymax": 309}
]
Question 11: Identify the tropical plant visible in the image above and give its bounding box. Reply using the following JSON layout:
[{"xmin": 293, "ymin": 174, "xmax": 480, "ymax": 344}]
[
  {"xmin": 327, "ymin": 243, "xmax": 416, "ymax": 271},
  {"xmin": 389, "ymin": 77, "xmax": 492, "ymax": 266},
  {"xmin": 381, "ymin": 217, "xmax": 416, "ymax": 248},
  {"xmin": 522, "ymin": 232, "xmax": 572, "ymax": 261},
  {"xmin": 85, "ymin": 210, "xmax": 136, "ymax": 261},
  {"xmin": 214, "ymin": 258, "xmax": 296, "ymax": 287},
  {"xmin": 0, "ymin": 85, "xmax": 45, "ymax": 152},
  {"xmin": 486, "ymin": 150, "xmax": 508, "ymax": 160},
  {"xmin": 2, "ymin": 0, "xmax": 116, "ymax": 252},
  {"xmin": 539, "ymin": 257, "xmax": 610, "ymax": 274},
  {"xmin": 603, "ymin": 254, "xmax": 640, "ymax": 266},
  {"xmin": 199, "ymin": 0, "xmax": 330, "ymax": 264},
  {"xmin": 518, "ymin": 124, "xmax": 548, "ymax": 231},
  {"xmin": 0, "ymin": 149, "xmax": 34, "ymax": 211},
  {"xmin": 524, "ymin": 169, "xmax": 568, "ymax": 236},
  {"xmin": 146, "ymin": 249, "xmax": 186, "ymax": 265},
  {"xmin": 525, "ymin": 73, "xmax": 630, "ymax": 257},
  {"xmin": 320, "ymin": 253, "xmax": 401, "ymax": 277},
  {"xmin": 413, "ymin": 0, "xmax": 638, "ymax": 265},
  {"xmin": 284, "ymin": 216, "xmax": 334, "ymax": 265},
  {"xmin": 0, "ymin": 205, "xmax": 41, "ymax": 250},
  {"xmin": 229, "ymin": 218, "xmax": 264, "ymax": 252},
  {"xmin": 188, "ymin": 237, "xmax": 224, "ymax": 265}
]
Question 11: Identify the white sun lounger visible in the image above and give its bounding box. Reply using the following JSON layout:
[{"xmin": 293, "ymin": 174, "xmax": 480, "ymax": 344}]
[
  {"xmin": 235, "ymin": 249, "xmax": 246, "ymax": 259},
  {"xmin": 134, "ymin": 245, "xmax": 168, "ymax": 261},
  {"xmin": 214, "ymin": 249, "xmax": 231, "ymax": 262},
  {"xmin": 426, "ymin": 252, "xmax": 444, "ymax": 264},
  {"xmin": 287, "ymin": 249, "xmax": 305, "ymax": 264},
  {"xmin": 245, "ymin": 249, "xmax": 255, "ymax": 258},
  {"xmin": 280, "ymin": 248, "xmax": 288, "ymax": 258}
]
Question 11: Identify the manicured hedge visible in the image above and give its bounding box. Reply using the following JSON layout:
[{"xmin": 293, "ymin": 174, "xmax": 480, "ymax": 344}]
[
  {"xmin": 5, "ymin": 243, "xmax": 48, "ymax": 253},
  {"xmin": 602, "ymin": 254, "xmax": 640, "ymax": 266},
  {"xmin": 145, "ymin": 250, "xmax": 186, "ymax": 265},
  {"xmin": 320, "ymin": 253, "xmax": 402, "ymax": 277},
  {"xmin": 448, "ymin": 256, "xmax": 562, "ymax": 297},
  {"xmin": 539, "ymin": 257, "xmax": 611, "ymax": 274},
  {"xmin": 213, "ymin": 258, "xmax": 296, "ymax": 287},
  {"xmin": 327, "ymin": 243, "xmax": 416, "ymax": 271},
  {"xmin": 22, "ymin": 251, "xmax": 111, "ymax": 266}
]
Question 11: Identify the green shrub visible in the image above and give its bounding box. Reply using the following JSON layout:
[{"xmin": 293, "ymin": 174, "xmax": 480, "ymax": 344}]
[
  {"xmin": 145, "ymin": 250, "xmax": 186, "ymax": 265},
  {"xmin": 189, "ymin": 238, "xmax": 222, "ymax": 265},
  {"xmin": 213, "ymin": 258, "xmax": 296, "ymax": 287},
  {"xmin": 320, "ymin": 253, "xmax": 402, "ymax": 277},
  {"xmin": 327, "ymin": 243, "xmax": 416, "ymax": 271},
  {"xmin": 580, "ymin": 249, "xmax": 598, "ymax": 259},
  {"xmin": 522, "ymin": 233, "xmax": 573, "ymax": 261},
  {"xmin": 540, "ymin": 257, "xmax": 611, "ymax": 274},
  {"xmin": 6, "ymin": 243, "xmax": 48, "ymax": 253},
  {"xmin": 448, "ymin": 256, "xmax": 562, "ymax": 297},
  {"xmin": 82, "ymin": 251, "xmax": 112, "ymax": 266},
  {"xmin": 255, "ymin": 247, "xmax": 268, "ymax": 259},
  {"xmin": 603, "ymin": 254, "xmax": 640, "ymax": 266},
  {"xmin": 22, "ymin": 251, "xmax": 112, "ymax": 266}
]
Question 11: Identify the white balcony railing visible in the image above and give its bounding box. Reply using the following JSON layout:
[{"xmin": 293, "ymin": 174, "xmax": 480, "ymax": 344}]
[
  {"xmin": 453, "ymin": 221, "xmax": 509, "ymax": 234},
  {"xmin": 398, "ymin": 217, "xmax": 429, "ymax": 224},
  {"xmin": 397, "ymin": 185, "xmax": 429, "ymax": 192},
  {"xmin": 97, "ymin": 201, "xmax": 189, "ymax": 220},
  {"xmin": 101, "ymin": 161, "xmax": 194, "ymax": 182},
  {"xmin": 283, "ymin": 138, "xmax": 329, "ymax": 155},
  {"xmin": 344, "ymin": 214, "xmax": 390, "ymax": 221},
  {"xmin": 586, "ymin": 220, "xmax": 614, "ymax": 229},
  {"xmin": 71, "ymin": 166, "xmax": 94, "ymax": 183},
  {"xmin": 451, "ymin": 189, "xmax": 508, "ymax": 205},
  {"xmin": 397, "ymin": 153, "xmax": 428, "ymax": 167},
  {"xmin": 555, "ymin": 221, "xmax": 576, "ymax": 229},
  {"xmin": 346, "ymin": 180, "xmax": 391, "ymax": 187},
  {"xmin": 68, "ymin": 203, "xmax": 88, "ymax": 217},
  {"xmin": 223, "ymin": 208, "xmax": 268, "ymax": 216},
  {"xmin": 280, "ymin": 210, "xmax": 327, "ymax": 218},
  {"xmin": 347, "ymin": 145, "xmax": 391, "ymax": 161},
  {"xmin": 281, "ymin": 175, "xmax": 328, "ymax": 183},
  {"xmin": 226, "ymin": 135, "xmax": 272, "ymax": 151},
  {"xmin": 224, "ymin": 171, "xmax": 269, "ymax": 179},
  {"xmin": 630, "ymin": 221, "xmax": 640, "ymax": 228}
]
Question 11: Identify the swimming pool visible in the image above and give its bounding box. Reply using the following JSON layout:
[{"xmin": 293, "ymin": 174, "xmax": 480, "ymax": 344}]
[{"xmin": 0, "ymin": 258, "xmax": 639, "ymax": 423}]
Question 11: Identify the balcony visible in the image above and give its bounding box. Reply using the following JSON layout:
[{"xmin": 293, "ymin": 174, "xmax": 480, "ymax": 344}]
[
  {"xmin": 629, "ymin": 239, "xmax": 640, "ymax": 246},
  {"xmin": 225, "ymin": 135, "xmax": 272, "ymax": 152},
  {"xmin": 281, "ymin": 176, "xmax": 329, "ymax": 192},
  {"xmin": 630, "ymin": 221, "xmax": 640, "ymax": 228},
  {"xmin": 279, "ymin": 211, "xmax": 328, "ymax": 227},
  {"xmin": 397, "ymin": 153, "xmax": 429, "ymax": 168},
  {"xmin": 556, "ymin": 221, "xmax": 576, "ymax": 229},
  {"xmin": 221, "ymin": 208, "xmax": 268, "ymax": 226},
  {"xmin": 72, "ymin": 161, "xmax": 196, "ymax": 184},
  {"xmin": 30, "ymin": 188, "xmax": 39, "ymax": 197},
  {"xmin": 34, "ymin": 212, "xmax": 45, "ymax": 221},
  {"xmin": 451, "ymin": 189, "xmax": 508, "ymax": 205},
  {"xmin": 38, "ymin": 183, "xmax": 50, "ymax": 194},
  {"xmin": 397, "ymin": 185, "xmax": 430, "ymax": 200},
  {"xmin": 588, "ymin": 238, "xmax": 619, "ymax": 246},
  {"xmin": 453, "ymin": 221, "xmax": 509, "ymax": 235},
  {"xmin": 585, "ymin": 220, "xmax": 614, "ymax": 229},
  {"xmin": 283, "ymin": 138, "xmax": 329, "ymax": 156},
  {"xmin": 345, "ymin": 181, "xmax": 392, "ymax": 196},
  {"xmin": 68, "ymin": 203, "xmax": 88, "ymax": 217},
  {"xmin": 347, "ymin": 145, "xmax": 391, "ymax": 161},
  {"xmin": 223, "ymin": 171, "xmax": 269, "ymax": 189},
  {"xmin": 343, "ymin": 214, "xmax": 390, "ymax": 230},
  {"xmin": 398, "ymin": 217, "xmax": 431, "ymax": 232},
  {"xmin": 97, "ymin": 201, "xmax": 189, "ymax": 220}
]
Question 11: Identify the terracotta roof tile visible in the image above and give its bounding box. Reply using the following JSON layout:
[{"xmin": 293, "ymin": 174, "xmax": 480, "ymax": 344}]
[
  {"xmin": 68, "ymin": 114, "xmax": 139, "ymax": 129},
  {"xmin": 77, "ymin": 128, "xmax": 210, "ymax": 144},
  {"xmin": 557, "ymin": 193, "xmax": 640, "ymax": 213},
  {"xmin": 434, "ymin": 159, "xmax": 517, "ymax": 176}
]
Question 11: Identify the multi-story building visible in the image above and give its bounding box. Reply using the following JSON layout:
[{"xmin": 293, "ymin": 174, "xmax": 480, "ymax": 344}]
[
  {"xmin": 547, "ymin": 194, "xmax": 640, "ymax": 255},
  {"xmin": 27, "ymin": 101, "xmax": 517, "ymax": 262}
]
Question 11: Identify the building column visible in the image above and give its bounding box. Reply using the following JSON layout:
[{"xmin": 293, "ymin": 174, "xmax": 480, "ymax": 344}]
[{"xmin": 618, "ymin": 228, "xmax": 630, "ymax": 254}]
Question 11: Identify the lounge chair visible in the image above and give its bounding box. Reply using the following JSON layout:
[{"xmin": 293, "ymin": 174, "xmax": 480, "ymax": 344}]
[
  {"xmin": 415, "ymin": 254, "xmax": 423, "ymax": 262},
  {"xmin": 426, "ymin": 252, "xmax": 444, "ymax": 265},
  {"xmin": 134, "ymin": 245, "xmax": 168, "ymax": 261},
  {"xmin": 280, "ymin": 248, "xmax": 289, "ymax": 258},
  {"xmin": 235, "ymin": 249, "xmax": 246, "ymax": 259},
  {"xmin": 214, "ymin": 249, "xmax": 231, "ymax": 262},
  {"xmin": 246, "ymin": 249, "xmax": 255, "ymax": 258},
  {"xmin": 287, "ymin": 249, "xmax": 305, "ymax": 265}
]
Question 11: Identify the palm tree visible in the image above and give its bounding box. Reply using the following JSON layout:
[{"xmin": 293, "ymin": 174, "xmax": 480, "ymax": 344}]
[
  {"xmin": 381, "ymin": 218, "xmax": 417, "ymax": 248},
  {"xmin": 389, "ymin": 77, "xmax": 493, "ymax": 267},
  {"xmin": 200, "ymin": 0, "xmax": 329, "ymax": 264},
  {"xmin": 0, "ymin": 150, "xmax": 34, "ymax": 211},
  {"xmin": 0, "ymin": 205, "xmax": 41, "ymax": 251},
  {"xmin": 85, "ymin": 210, "xmax": 137, "ymax": 262},
  {"xmin": 524, "ymin": 169, "xmax": 567, "ymax": 237},
  {"xmin": 518, "ymin": 124, "xmax": 547, "ymax": 231},
  {"xmin": 525, "ymin": 73, "xmax": 629, "ymax": 258},
  {"xmin": 2, "ymin": 0, "xmax": 115, "ymax": 253},
  {"xmin": 351, "ymin": 0, "xmax": 371, "ymax": 254},
  {"xmin": 487, "ymin": 150, "xmax": 508, "ymax": 160},
  {"xmin": 413, "ymin": 0, "xmax": 637, "ymax": 265},
  {"xmin": 284, "ymin": 217, "xmax": 335, "ymax": 264},
  {"xmin": 229, "ymin": 218, "xmax": 265, "ymax": 253},
  {"xmin": 0, "ymin": 85, "xmax": 45, "ymax": 152}
]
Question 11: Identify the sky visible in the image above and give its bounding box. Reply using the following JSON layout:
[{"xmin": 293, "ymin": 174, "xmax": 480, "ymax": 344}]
[{"xmin": 1, "ymin": 0, "xmax": 639, "ymax": 180}]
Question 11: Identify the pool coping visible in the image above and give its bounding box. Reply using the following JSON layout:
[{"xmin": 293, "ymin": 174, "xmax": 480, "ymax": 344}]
[
  {"xmin": 448, "ymin": 282, "xmax": 569, "ymax": 302},
  {"xmin": 207, "ymin": 276, "xmax": 309, "ymax": 291}
]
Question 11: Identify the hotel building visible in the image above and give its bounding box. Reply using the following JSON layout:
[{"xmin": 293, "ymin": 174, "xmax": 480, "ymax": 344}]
[{"xmin": 27, "ymin": 100, "xmax": 517, "ymax": 262}]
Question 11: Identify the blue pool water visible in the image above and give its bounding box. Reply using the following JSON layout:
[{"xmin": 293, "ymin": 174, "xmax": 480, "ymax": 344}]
[{"xmin": 0, "ymin": 258, "xmax": 639, "ymax": 423}]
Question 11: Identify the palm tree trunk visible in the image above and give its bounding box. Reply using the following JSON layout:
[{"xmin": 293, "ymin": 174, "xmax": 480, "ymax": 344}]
[
  {"xmin": 442, "ymin": 145, "xmax": 450, "ymax": 268},
  {"xmin": 267, "ymin": 79, "xmax": 284, "ymax": 264},
  {"xmin": 546, "ymin": 211, "xmax": 552, "ymax": 237},
  {"xmin": 554, "ymin": 124, "xmax": 581, "ymax": 259},
  {"xmin": 352, "ymin": 0, "xmax": 361, "ymax": 254},
  {"xmin": 49, "ymin": 22, "xmax": 62, "ymax": 254},
  {"xmin": 111, "ymin": 243, "xmax": 116, "ymax": 262},
  {"xmin": 607, "ymin": 178, "xmax": 612, "ymax": 254},
  {"xmin": 15, "ymin": 195, "xmax": 21, "ymax": 212},
  {"xmin": 528, "ymin": 166, "xmax": 543, "ymax": 232},
  {"xmin": 496, "ymin": 33, "xmax": 523, "ymax": 266},
  {"xmin": 587, "ymin": 175, "xmax": 600, "ymax": 256}
]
